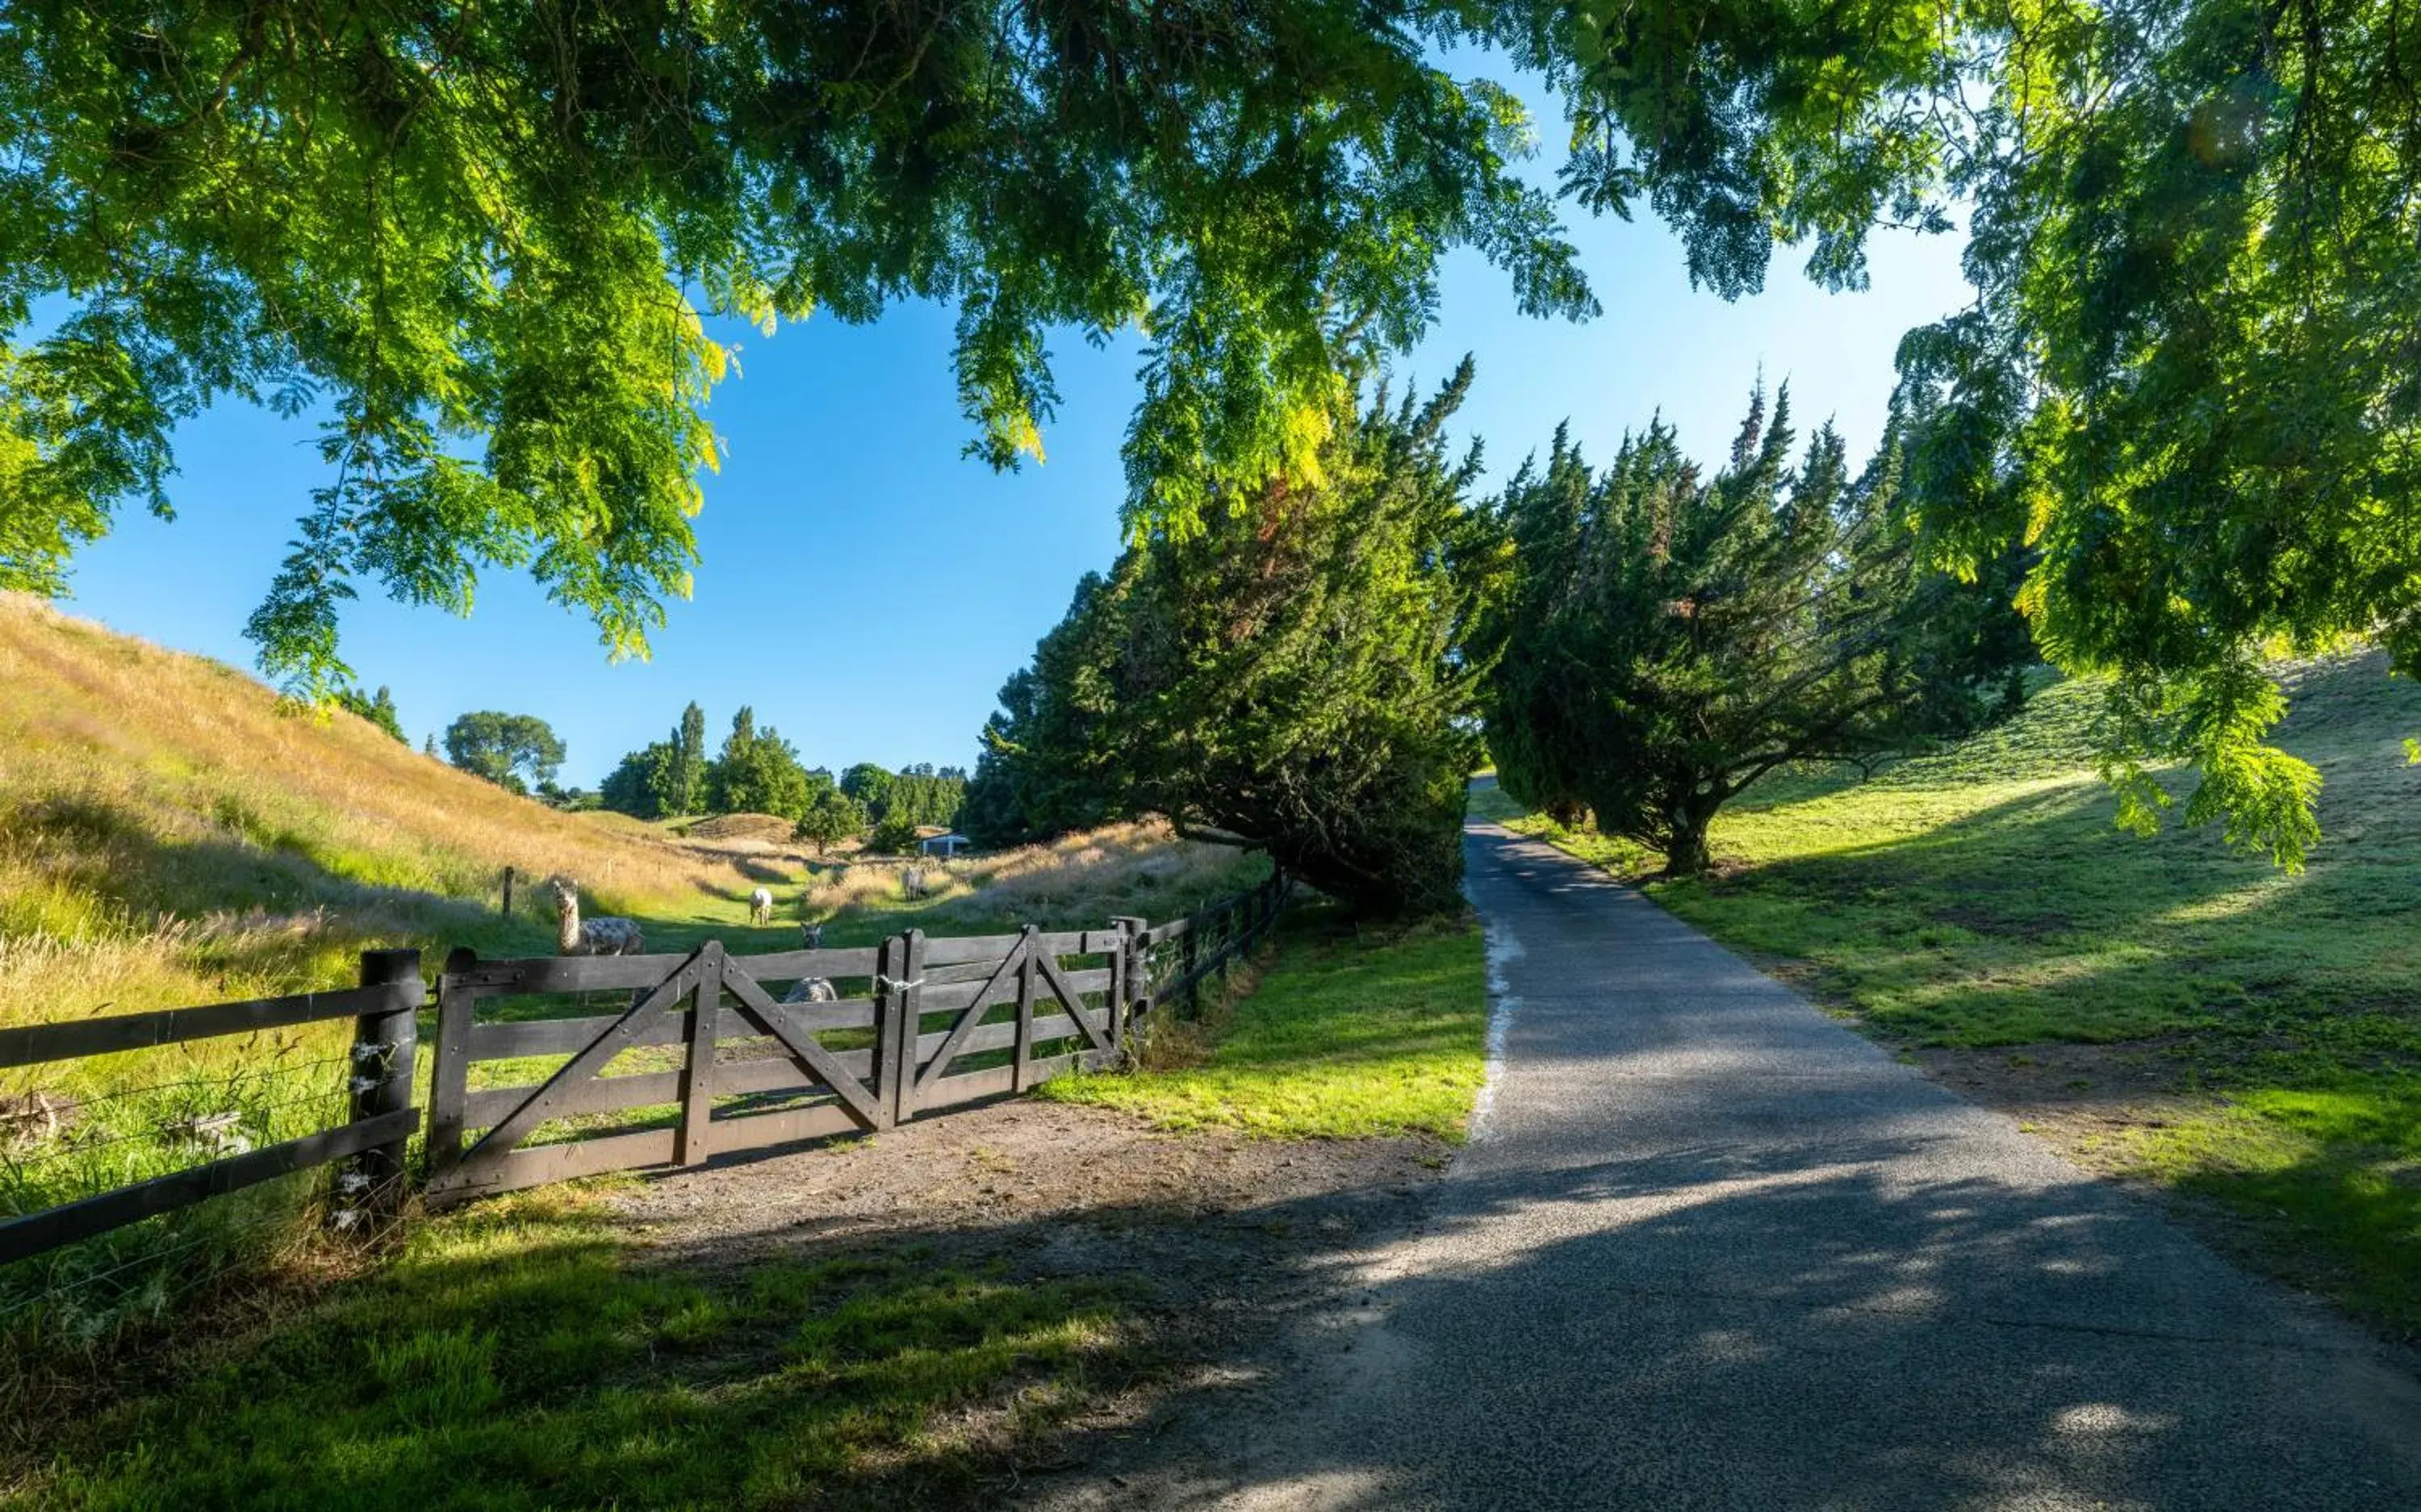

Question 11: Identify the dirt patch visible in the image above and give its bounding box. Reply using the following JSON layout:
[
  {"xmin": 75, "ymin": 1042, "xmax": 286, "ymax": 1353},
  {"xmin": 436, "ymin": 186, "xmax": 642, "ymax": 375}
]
[
  {"xmin": 1908, "ymin": 1038, "xmax": 2218, "ymax": 1173},
  {"xmin": 1926, "ymin": 902, "xmax": 2074, "ymax": 940},
  {"xmin": 607, "ymin": 1100, "xmax": 1446, "ymax": 1493}
]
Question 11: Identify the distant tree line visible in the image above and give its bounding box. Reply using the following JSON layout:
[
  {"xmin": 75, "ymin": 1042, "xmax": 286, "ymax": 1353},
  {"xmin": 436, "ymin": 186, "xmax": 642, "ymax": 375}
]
[{"xmin": 590, "ymin": 705, "xmax": 965, "ymax": 850}]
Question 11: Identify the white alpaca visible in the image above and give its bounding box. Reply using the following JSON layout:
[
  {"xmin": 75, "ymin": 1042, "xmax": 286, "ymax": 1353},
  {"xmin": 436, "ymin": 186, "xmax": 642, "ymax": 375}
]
[
  {"xmin": 550, "ymin": 878, "xmax": 645, "ymax": 956},
  {"xmin": 748, "ymin": 887, "xmax": 774, "ymax": 925},
  {"xmin": 901, "ymin": 865, "xmax": 928, "ymax": 900}
]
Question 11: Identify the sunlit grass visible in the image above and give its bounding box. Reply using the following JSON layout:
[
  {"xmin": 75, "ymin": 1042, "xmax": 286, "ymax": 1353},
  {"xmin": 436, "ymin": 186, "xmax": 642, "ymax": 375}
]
[
  {"xmin": 10, "ymin": 1188, "xmax": 1145, "ymax": 1510},
  {"xmin": 1043, "ymin": 908, "xmax": 1489, "ymax": 1141},
  {"xmin": 1485, "ymin": 652, "xmax": 2421, "ymax": 1339}
]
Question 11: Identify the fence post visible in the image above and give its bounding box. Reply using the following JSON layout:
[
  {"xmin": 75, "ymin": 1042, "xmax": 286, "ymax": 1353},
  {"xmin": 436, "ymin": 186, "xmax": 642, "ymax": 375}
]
[
  {"xmin": 1181, "ymin": 911, "xmax": 1201, "ymax": 1015},
  {"xmin": 893, "ymin": 929, "xmax": 926, "ymax": 1123},
  {"xmin": 1012, "ymin": 925, "xmax": 1040, "ymax": 1092},
  {"xmin": 872, "ymin": 934, "xmax": 902, "ymax": 1130},
  {"xmin": 341, "ymin": 948, "xmax": 424, "ymax": 1227},
  {"xmin": 1109, "ymin": 916, "xmax": 1147, "ymax": 1045},
  {"xmin": 674, "ymin": 941, "xmax": 724, "ymax": 1166},
  {"xmin": 501, "ymin": 866, "xmax": 515, "ymax": 917}
]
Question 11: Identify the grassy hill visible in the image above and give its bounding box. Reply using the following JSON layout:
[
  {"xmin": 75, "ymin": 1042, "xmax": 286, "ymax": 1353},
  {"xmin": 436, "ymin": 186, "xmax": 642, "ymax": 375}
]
[
  {"xmin": 1484, "ymin": 651, "xmax": 2421, "ymax": 1341},
  {"xmin": 0, "ymin": 594, "xmax": 799, "ymax": 1022},
  {"xmin": 0, "ymin": 596, "xmax": 1269, "ymax": 1357}
]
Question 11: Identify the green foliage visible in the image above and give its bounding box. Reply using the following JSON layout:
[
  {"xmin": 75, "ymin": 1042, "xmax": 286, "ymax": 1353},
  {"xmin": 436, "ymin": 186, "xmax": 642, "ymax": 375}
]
[
  {"xmin": 0, "ymin": 0, "xmax": 1599, "ymax": 694},
  {"xmin": 333, "ymin": 683, "xmax": 405, "ymax": 742},
  {"xmin": 442, "ymin": 711, "xmax": 565, "ymax": 794},
  {"xmin": 1484, "ymin": 385, "xmax": 2032, "ymax": 874},
  {"xmin": 971, "ymin": 365, "xmax": 1500, "ymax": 917},
  {"xmin": 839, "ymin": 763, "xmax": 894, "ymax": 816},
  {"xmin": 599, "ymin": 740, "xmax": 678, "ymax": 820},
  {"xmin": 865, "ymin": 814, "xmax": 924, "ymax": 855},
  {"xmin": 792, "ymin": 787, "xmax": 867, "ymax": 854},
  {"xmin": 701, "ymin": 706, "xmax": 814, "ymax": 819},
  {"xmin": 671, "ymin": 702, "xmax": 708, "ymax": 817},
  {"xmin": 1534, "ymin": 0, "xmax": 2421, "ymax": 860},
  {"xmin": 962, "ymin": 583, "xmax": 1139, "ymax": 850}
]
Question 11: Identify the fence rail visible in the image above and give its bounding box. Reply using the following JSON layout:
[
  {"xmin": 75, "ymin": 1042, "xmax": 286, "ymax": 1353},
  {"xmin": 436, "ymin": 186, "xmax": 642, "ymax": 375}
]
[
  {"xmin": 0, "ymin": 949, "xmax": 423, "ymax": 1266},
  {"xmin": 1, "ymin": 871, "xmax": 1288, "ymax": 1266}
]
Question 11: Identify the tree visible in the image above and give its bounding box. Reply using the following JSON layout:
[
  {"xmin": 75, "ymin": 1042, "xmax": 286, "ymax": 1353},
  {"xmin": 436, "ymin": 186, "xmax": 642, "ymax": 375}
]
[
  {"xmin": 865, "ymin": 815, "xmax": 925, "ymax": 856},
  {"xmin": 1, "ymin": 1, "xmax": 1599, "ymax": 696},
  {"xmin": 793, "ymin": 787, "xmax": 867, "ymax": 855},
  {"xmin": 1483, "ymin": 386, "xmax": 2030, "ymax": 875},
  {"xmin": 1540, "ymin": 0, "xmax": 2421, "ymax": 864},
  {"xmin": 600, "ymin": 741, "xmax": 677, "ymax": 820},
  {"xmin": 335, "ymin": 684, "xmax": 405, "ymax": 742},
  {"xmin": 669, "ymin": 703, "xmax": 708, "ymax": 817},
  {"xmin": 444, "ymin": 712, "xmax": 566, "ymax": 795},
  {"xmin": 704, "ymin": 707, "xmax": 813, "ymax": 818},
  {"xmin": 974, "ymin": 364, "xmax": 1502, "ymax": 916},
  {"xmin": 839, "ymin": 765, "xmax": 896, "ymax": 821}
]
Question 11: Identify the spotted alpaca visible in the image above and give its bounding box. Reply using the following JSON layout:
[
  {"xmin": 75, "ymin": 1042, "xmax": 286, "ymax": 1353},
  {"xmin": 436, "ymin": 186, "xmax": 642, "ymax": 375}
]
[{"xmin": 550, "ymin": 878, "xmax": 645, "ymax": 956}]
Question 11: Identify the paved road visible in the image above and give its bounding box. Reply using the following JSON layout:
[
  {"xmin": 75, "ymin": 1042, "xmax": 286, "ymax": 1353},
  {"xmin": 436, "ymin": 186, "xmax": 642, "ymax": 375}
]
[{"xmin": 1040, "ymin": 821, "xmax": 2421, "ymax": 1510}]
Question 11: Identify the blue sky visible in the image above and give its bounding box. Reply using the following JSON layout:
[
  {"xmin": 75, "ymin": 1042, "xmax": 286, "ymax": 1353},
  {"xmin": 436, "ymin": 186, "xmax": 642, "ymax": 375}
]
[{"xmin": 54, "ymin": 70, "xmax": 1973, "ymax": 789}]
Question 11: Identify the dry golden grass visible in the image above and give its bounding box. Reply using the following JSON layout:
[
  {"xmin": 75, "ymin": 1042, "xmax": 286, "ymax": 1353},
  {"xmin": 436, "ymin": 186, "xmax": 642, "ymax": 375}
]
[
  {"xmin": 795, "ymin": 821, "xmax": 1269, "ymax": 930},
  {"xmin": 0, "ymin": 594, "xmax": 819, "ymax": 1032}
]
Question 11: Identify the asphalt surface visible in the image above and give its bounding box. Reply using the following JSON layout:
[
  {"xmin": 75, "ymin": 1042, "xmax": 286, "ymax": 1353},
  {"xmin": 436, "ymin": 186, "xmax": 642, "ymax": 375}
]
[{"xmin": 1035, "ymin": 821, "xmax": 2421, "ymax": 1511}]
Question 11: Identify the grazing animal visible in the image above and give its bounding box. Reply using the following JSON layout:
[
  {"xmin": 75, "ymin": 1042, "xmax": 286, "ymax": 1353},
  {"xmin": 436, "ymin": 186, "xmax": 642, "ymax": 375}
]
[
  {"xmin": 779, "ymin": 919, "xmax": 834, "ymax": 1003},
  {"xmin": 901, "ymin": 865, "xmax": 928, "ymax": 901},
  {"xmin": 749, "ymin": 887, "xmax": 775, "ymax": 925},
  {"xmin": 550, "ymin": 878, "xmax": 645, "ymax": 956}
]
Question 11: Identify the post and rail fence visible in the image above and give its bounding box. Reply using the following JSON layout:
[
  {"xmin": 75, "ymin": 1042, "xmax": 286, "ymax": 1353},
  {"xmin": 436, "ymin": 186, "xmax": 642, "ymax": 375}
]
[{"xmin": 0, "ymin": 869, "xmax": 1289, "ymax": 1267}]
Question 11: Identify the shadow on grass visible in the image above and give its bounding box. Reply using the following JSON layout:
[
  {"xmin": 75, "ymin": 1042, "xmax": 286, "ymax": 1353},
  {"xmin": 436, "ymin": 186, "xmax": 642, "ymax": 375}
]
[{"xmin": 24, "ymin": 1110, "xmax": 2421, "ymax": 1510}]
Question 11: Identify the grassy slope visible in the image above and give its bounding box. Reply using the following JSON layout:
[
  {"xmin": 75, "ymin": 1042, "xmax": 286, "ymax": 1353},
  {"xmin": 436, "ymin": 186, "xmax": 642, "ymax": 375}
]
[
  {"xmin": 1042, "ymin": 908, "xmax": 1490, "ymax": 1140},
  {"xmin": 0, "ymin": 595, "xmax": 1266, "ymax": 1359},
  {"xmin": 1487, "ymin": 652, "xmax": 2421, "ymax": 1339}
]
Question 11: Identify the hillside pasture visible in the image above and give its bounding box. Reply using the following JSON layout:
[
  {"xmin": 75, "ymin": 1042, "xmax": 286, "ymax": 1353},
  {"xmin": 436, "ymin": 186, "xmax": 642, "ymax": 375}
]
[{"xmin": 1487, "ymin": 653, "xmax": 2421, "ymax": 1339}]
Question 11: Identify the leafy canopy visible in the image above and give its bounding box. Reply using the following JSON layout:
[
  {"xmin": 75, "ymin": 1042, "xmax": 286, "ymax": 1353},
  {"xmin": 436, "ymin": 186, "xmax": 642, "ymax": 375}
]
[
  {"xmin": 1, "ymin": 0, "xmax": 1595, "ymax": 693},
  {"xmin": 1536, "ymin": 0, "xmax": 2421, "ymax": 863},
  {"xmin": 443, "ymin": 710, "xmax": 565, "ymax": 794}
]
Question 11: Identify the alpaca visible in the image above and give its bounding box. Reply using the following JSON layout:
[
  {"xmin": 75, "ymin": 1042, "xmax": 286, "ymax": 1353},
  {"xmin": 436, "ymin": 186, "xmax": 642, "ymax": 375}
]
[
  {"xmin": 749, "ymin": 887, "xmax": 774, "ymax": 925},
  {"xmin": 901, "ymin": 865, "xmax": 928, "ymax": 901},
  {"xmin": 550, "ymin": 878, "xmax": 645, "ymax": 956},
  {"xmin": 779, "ymin": 919, "xmax": 834, "ymax": 1004},
  {"xmin": 781, "ymin": 975, "xmax": 838, "ymax": 1005}
]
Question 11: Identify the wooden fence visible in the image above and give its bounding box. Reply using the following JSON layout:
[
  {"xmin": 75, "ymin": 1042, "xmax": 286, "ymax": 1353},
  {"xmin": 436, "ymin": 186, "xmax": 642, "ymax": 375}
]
[
  {"xmin": 0, "ymin": 950, "xmax": 422, "ymax": 1267},
  {"xmin": 0, "ymin": 871, "xmax": 1288, "ymax": 1263}
]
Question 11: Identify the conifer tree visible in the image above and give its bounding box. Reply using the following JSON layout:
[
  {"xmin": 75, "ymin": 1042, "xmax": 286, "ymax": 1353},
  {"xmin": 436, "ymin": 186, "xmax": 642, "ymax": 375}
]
[{"xmin": 1484, "ymin": 386, "xmax": 2029, "ymax": 875}]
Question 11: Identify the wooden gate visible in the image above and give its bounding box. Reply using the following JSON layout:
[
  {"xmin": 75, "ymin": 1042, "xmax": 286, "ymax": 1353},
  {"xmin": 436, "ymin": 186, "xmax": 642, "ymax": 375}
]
[{"xmin": 424, "ymin": 925, "xmax": 1132, "ymax": 1203}]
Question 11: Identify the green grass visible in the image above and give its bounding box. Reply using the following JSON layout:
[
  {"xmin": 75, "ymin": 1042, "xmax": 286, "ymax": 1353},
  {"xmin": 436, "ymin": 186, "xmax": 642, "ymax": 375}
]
[
  {"xmin": 10, "ymin": 1188, "xmax": 1147, "ymax": 1510},
  {"xmin": 1486, "ymin": 652, "xmax": 2421, "ymax": 1340},
  {"xmin": 1040, "ymin": 908, "xmax": 1490, "ymax": 1141}
]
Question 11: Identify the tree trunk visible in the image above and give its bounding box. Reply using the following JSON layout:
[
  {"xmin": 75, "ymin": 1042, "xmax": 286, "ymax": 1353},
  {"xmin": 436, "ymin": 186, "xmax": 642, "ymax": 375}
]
[{"xmin": 1662, "ymin": 815, "xmax": 1714, "ymax": 877}]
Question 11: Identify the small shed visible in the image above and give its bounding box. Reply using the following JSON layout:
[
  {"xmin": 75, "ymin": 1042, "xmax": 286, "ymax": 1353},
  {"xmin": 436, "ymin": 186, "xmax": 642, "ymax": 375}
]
[{"xmin": 917, "ymin": 831, "xmax": 971, "ymax": 858}]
